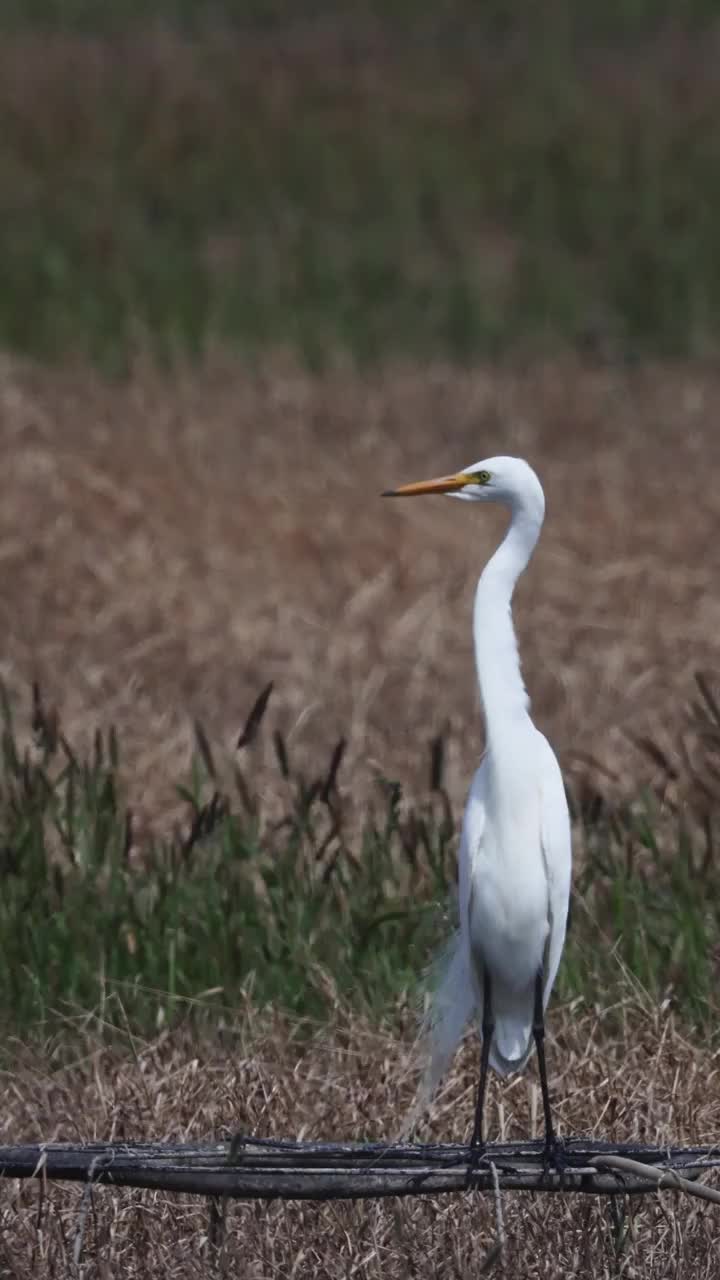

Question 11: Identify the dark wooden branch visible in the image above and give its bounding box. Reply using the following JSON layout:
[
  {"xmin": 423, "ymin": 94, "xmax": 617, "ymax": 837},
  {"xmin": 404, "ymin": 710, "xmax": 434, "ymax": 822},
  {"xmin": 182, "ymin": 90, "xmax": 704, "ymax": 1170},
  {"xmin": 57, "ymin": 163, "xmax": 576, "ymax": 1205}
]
[{"xmin": 1, "ymin": 1138, "xmax": 719, "ymax": 1201}]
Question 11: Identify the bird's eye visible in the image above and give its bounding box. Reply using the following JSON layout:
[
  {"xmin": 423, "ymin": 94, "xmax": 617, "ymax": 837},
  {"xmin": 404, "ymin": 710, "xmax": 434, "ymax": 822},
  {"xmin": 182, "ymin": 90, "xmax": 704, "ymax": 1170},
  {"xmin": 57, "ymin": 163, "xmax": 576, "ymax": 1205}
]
[{"xmin": 473, "ymin": 470, "xmax": 491, "ymax": 485}]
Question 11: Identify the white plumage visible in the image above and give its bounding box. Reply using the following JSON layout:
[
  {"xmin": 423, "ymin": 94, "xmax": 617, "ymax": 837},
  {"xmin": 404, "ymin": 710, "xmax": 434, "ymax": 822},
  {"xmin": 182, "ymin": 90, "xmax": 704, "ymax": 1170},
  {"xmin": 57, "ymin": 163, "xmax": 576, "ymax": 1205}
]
[{"xmin": 385, "ymin": 456, "xmax": 572, "ymax": 1153}]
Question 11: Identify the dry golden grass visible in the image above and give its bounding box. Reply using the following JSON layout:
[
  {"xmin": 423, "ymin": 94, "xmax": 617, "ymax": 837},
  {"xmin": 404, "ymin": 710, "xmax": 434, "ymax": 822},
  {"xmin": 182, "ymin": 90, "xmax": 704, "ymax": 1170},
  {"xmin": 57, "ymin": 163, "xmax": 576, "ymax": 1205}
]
[
  {"xmin": 2, "ymin": 994, "xmax": 719, "ymax": 1277},
  {"xmin": 1, "ymin": 352, "xmax": 719, "ymax": 825}
]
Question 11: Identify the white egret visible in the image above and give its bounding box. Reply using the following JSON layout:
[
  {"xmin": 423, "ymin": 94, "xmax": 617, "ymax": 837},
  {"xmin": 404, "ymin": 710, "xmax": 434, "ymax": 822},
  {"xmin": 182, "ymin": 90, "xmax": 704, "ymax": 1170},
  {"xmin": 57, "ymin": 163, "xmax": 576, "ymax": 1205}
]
[{"xmin": 384, "ymin": 457, "xmax": 571, "ymax": 1163}]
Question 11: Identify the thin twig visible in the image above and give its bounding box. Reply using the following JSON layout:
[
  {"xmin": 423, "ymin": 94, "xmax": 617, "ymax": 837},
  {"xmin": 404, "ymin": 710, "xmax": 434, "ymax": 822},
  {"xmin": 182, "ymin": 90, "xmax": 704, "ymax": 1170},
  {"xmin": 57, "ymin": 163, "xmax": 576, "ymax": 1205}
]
[
  {"xmin": 477, "ymin": 1162, "xmax": 507, "ymax": 1273},
  {"xmin": 72, "ymin": 1154, "xmax": 104, "ymax": 1267},
  {"xmin": 593, "ymin": 1154, "xmax": 720, "ymax": 1206},
  {"xmin": 489, "ymin": 1161, "xmax": 506, "ymax": 1271},
  {"xmin": 207, "ymin": 1195, "xmax": 226, "ymax": 1259}
]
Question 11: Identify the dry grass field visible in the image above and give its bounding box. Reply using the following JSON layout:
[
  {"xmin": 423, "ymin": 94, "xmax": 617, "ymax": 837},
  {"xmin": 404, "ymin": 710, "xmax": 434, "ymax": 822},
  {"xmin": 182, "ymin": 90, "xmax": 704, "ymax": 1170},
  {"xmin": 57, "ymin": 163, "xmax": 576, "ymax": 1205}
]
[
  {"xmin": 3, "ymin": 352, "xmax": 720, "ymax": 1274},
  {"xmin": 2, "ymin": 996, "xmax": 719, "ymax": 1277},
  {"xmin": 1, "ymin": 353, "xmax": 719, "ymax": 822}
]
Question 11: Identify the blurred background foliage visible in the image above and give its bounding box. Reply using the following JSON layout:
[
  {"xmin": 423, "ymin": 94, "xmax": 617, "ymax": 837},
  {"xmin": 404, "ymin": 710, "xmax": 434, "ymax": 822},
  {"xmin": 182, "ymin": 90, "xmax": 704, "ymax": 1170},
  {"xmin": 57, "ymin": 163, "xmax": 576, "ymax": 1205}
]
[
  {"xmin": 4, "ymin": 678, "xmax": 720, "ymax": 1038},
  {"xmin": 3, "ymin": 1, "xmax": 720, "ymax": 368},
  {"xmin": 3, "ymin": 2, "xmax": 720, "ymax": 1037}
]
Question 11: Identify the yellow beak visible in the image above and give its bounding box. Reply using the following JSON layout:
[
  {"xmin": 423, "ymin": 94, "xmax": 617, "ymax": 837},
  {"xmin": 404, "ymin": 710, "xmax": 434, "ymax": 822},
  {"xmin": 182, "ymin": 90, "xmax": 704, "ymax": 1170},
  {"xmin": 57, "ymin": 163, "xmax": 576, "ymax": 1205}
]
[{"xmin": 382, "ymin": 472, "xmax": 471, "ymax": 498}]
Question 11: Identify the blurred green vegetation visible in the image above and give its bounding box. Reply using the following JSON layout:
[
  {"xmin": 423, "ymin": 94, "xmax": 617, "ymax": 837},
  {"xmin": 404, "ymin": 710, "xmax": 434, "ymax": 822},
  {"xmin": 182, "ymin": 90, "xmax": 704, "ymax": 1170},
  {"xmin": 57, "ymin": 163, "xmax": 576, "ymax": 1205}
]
[
  {"xmin": 2, "ymin": 3, "xmax": 720, "ymax": 367},
  {"xmin": 4, "ymin": 0, "xmax": 720, "ymax": 35},
  {"xmin": 2, "ymin": 680, "xmax": 719, "ymax": 1038}
]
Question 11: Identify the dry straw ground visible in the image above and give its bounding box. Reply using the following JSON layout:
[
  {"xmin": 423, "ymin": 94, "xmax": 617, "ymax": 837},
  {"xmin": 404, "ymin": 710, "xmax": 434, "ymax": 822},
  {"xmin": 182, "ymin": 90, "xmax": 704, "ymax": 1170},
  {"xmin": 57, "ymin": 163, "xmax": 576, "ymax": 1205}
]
[
  {"xmin": 2, "ymin": 997, "xmax": 720, "ymax": 1277},
  {"xmin": 1, "ymin": 353, "xmax": 719, "ymax": 823}
]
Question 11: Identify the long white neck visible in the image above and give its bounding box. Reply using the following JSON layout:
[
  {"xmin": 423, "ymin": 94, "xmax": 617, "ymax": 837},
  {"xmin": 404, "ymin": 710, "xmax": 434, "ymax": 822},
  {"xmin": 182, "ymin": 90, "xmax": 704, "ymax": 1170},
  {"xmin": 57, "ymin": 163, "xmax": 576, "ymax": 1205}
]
[{"xmin": 473, "ymin": 499, "xmax": 543, "ymax": 745}]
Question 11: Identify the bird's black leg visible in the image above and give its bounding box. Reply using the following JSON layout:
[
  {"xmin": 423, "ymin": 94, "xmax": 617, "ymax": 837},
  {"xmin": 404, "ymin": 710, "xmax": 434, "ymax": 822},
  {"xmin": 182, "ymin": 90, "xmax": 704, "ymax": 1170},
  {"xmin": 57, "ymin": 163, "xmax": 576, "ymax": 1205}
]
[
  {"xmin": 470, "ymin": 967, "xmax": 494, "ymax": 1155},
  {"xmin": 533, "ymin": 970, "xmax": 563, "ymax": 1172}
]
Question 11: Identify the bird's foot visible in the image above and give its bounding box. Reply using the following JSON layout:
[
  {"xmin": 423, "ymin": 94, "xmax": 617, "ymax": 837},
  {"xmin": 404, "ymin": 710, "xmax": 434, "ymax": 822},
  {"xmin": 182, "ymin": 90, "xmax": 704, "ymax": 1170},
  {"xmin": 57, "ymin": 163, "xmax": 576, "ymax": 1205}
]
[
  {"xmin": 542, "ymin": 1134, "xmax": 566, "ymax": 1178},
  {"xmin": 466, "ymin": 1137, "xmax": 489, "ymax": 1187}
]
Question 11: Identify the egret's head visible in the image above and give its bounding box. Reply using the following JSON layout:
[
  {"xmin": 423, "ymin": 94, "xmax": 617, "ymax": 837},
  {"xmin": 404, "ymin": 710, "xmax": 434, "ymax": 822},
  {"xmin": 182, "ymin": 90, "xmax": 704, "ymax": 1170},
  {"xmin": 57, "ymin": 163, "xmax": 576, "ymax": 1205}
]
[{"xmin": 383, "ymin": 455, "xmax": 544, "ymax": 517}]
